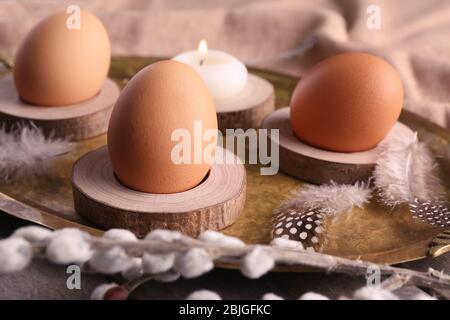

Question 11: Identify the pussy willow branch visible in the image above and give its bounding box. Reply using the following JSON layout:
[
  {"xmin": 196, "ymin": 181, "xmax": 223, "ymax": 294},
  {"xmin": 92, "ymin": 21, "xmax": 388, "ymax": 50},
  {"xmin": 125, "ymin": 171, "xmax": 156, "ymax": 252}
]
[
  {"xmin": 380, "ymin": 274, "xmax": 412, "ymax": 291},
  {"xmin": 79, "ymin": 235, "xmax": 450, "ymax": 292},
  {"xmin": 115, "ymin": 267, "xmax": 430, "ymax": 299}
]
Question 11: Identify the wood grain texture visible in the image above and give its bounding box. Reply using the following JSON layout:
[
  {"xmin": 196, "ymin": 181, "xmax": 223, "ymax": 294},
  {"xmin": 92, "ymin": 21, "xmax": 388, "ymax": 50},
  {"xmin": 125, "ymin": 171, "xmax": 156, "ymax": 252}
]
[
  {"xmin": 0, "ymin": 76, "xmax": 120, "ymax": 140},
  {"xmin": 72, "ymin": 146, "xmax": 246, "ymax": 237},
  {"xmin": 262, "ymin": 107, "xmax": 415, "ymax": 184},
  {"xmin": 216, "ymin": 74, "xmax": 274, "ymax": 132}
]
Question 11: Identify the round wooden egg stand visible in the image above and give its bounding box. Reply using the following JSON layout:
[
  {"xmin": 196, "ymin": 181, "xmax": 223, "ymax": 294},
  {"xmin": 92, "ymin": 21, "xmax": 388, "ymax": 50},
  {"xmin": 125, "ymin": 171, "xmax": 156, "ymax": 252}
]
[
  {"xmin": 0, "ymin": 75, "xmax": 120, "ymax": 140},
  {"xmin": 72, "ymin": 146, "xmax": 246, "ymax": 237},
  {"xmin": 216, "ymin": 74, "xmax": 274, "ymax": 132},
  {"xmin": 262, "ymin": 107, "xmax": 415, "ymax": 184}
]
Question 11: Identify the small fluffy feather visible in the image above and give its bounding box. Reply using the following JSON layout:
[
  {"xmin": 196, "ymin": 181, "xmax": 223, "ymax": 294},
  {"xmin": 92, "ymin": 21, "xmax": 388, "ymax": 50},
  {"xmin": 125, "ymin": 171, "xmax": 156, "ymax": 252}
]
[
  {"xmin": 374, "ymin": 133, "xmax": 444, "ymax": 206},
  {"xmin": 12, "ymin": 225, "xmax": 53, "ymax": 243},
  {"xmin": 241, "ymin": 246, "xmax": 274, "ymax": 279},
  {"xmin": 186, "ymin": 290, "xmax": 222, "ymax": 300},
  {"xmin": 46, "ymin": 228, "xmax": 92, "ymax": 264},
  {"xmin": 0, "ymin": 238, "xmax": 32, "ymax": 273},
  {"xmin": 142, "ymin": 252, "xmax": 175, "ymax": 274},
  {"xmin": 279, "ymin": 182, "xmax": 371, "ymax": 216},
  {"xmin": 89, "ymin": 246, "xmax": 131, "ymax": 274},
  {"xmin": 174, "ymin": 248, "xmax": 213, "ymax": 278},
  {"xmin": 0, "ymin": 123, "xmax": 71, "ymax": 181}
]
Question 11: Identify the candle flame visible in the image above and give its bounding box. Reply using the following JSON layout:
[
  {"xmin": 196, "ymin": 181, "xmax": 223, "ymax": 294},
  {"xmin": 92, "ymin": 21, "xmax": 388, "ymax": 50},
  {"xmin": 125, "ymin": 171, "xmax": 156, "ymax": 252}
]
[{"xmin": 198, "ymin": 39, "xmax": 208, "ymax": 56}]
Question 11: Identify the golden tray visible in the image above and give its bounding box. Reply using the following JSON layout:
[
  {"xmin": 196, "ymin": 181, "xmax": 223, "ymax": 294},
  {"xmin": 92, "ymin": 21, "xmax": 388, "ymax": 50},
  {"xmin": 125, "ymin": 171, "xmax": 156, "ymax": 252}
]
[{"xmin": 1, "ymin": 56, "xmax": 449, "ymax": 269}]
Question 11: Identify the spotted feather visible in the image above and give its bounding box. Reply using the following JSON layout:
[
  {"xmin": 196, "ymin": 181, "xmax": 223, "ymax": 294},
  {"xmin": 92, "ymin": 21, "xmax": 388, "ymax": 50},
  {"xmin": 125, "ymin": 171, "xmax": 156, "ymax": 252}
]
[{"xmin": 272, "ymin": 205, "xmax": 325, "ymax": 251}]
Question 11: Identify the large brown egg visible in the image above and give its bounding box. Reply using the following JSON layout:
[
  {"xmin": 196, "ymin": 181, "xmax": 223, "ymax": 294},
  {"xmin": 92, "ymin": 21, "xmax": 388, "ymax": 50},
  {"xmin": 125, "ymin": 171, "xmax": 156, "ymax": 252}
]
[
  {"xmin": 107, "ymin": 60, "xmax": 218, "ymax": 194},
  {"xmin": 13, "ymin": 10, "xmax": 110, "ymax": 106},
  {"xmin": 290, "ymin": 53, "xmax": 403, "ymax": 152}
]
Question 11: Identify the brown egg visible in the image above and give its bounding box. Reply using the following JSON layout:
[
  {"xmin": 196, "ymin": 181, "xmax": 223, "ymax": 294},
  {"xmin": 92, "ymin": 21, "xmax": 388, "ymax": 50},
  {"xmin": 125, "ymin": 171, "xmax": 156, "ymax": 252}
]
[
  {"xmin": 13, "ymin": 10, "xmax": 110, "ymax": 106},
  {"xmin": 107, "ymin": 60, "xmax": 218, "ymax": 194},
  {"xmin": 290, "ymin": 53, "xmax": 404, "ymax": 152}
]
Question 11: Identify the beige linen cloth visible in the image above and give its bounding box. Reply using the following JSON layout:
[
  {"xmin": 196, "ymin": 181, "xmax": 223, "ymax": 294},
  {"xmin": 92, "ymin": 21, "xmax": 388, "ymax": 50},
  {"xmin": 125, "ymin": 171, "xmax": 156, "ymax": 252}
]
[{"xmin": 0, "ymin": 0, "xmax": 450, "ymax": 127}]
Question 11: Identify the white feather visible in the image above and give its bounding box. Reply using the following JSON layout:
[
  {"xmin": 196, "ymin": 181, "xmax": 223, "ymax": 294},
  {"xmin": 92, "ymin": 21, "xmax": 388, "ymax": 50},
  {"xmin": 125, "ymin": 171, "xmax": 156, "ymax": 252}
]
[
  {"xmin": 278, "ymin": 182, "xmax": 371, "ymax": 216},
  {"xmin": 0, "ymin": 123, "xmax": 72, "ymax": 181},
  {"xmin": 374, "ymin": 132, "xmax": 444, "ymax": 206}
]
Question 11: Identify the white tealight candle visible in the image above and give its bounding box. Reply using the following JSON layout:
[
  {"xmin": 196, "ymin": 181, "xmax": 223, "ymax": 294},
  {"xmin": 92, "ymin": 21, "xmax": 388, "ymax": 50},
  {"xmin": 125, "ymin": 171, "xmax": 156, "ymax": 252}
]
[{"xmin": 173, "ymin": 40, "xmax": 248, "ymax": 100}]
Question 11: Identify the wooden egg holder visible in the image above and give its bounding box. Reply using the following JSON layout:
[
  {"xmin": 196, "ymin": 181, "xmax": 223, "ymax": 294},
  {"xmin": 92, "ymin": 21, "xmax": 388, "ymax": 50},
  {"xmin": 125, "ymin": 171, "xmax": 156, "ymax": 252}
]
[
  {"xmin": 262, "ymin": 107, "xmax": 415, "ymax": 184},
  {"xmin": 0, "ymin": 75, "xmax": 120, "ymax": 140},
  {"xmin": 72, "ymin": 146, "xmax": 246, "ymax": 237},
  {"xmin": 216, "ymin": 74, "xmax": 274, "ymax": 132}
]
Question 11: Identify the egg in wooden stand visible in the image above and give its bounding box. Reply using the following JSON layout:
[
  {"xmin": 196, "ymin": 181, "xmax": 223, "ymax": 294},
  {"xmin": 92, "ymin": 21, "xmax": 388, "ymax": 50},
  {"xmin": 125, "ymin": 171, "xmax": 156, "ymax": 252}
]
[
  {"xmin": 72, "ymin": 60, "xmax": 246, "ymax": 236},
  {"xmin": 262, "ymin": 52, "xmax": 414, "ymax": 184},
  {"xmin": 0, "ymin": 10, "xmax": 120, "ymax": 140},
  {"xmin": 290, "ymin": 53, "xmax": 404, "ymax": 153},
  {"xmin": 108, "ymin": 60, "xmax": 218, "ymax": 194}
]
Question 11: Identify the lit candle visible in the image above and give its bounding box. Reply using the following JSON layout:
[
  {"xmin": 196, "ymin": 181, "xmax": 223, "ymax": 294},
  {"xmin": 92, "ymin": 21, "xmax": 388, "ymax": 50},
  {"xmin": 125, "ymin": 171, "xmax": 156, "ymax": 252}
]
[{"xmin": 173, "ymin": 40, "xmax": 248, "ymax": 100}]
